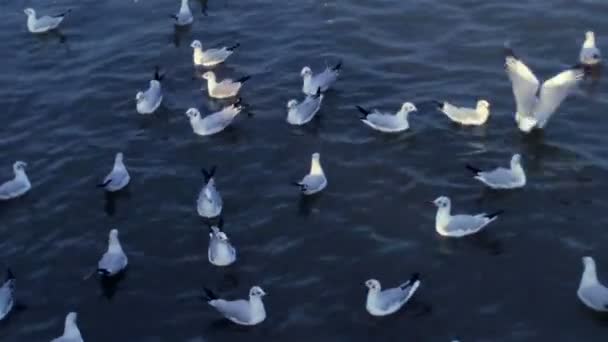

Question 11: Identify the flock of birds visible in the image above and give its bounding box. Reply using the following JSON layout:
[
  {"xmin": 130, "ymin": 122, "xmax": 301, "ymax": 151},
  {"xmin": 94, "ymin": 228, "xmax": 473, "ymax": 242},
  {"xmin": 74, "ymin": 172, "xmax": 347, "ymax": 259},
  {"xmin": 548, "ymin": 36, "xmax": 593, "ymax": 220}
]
[{"xmin": 1, "ymin": 1, "xmax": 607, "ymax": 341}]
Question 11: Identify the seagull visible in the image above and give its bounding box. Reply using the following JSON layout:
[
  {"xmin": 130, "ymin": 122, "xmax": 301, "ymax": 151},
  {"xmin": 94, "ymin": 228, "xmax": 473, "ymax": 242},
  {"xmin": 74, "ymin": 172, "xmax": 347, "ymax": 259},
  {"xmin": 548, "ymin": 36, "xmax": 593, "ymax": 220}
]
[
  {"xmin": 357, "ymin": 102, "xmax": 418, "ymax": 133},
  {"xmin": 50, "ymin": 312, "xmax": 83, "ymax": 342},
  {"xmin": 580, "ymin": 31, "xmax": 601, "ymax": 67},
  {"xmin": 24, "ymin": 8, "xmax": 71, "ymax": 33},
  {"xmin": 97, "ymin": 229, "xmax": 128, "ymax": 277},
  {"xmin": 97, "ymin": 152, "xmax": 130, "ymax": 192},
  {"xmin": 465, "ymin": 154, "xmax": 526, "ymax": 189},
  {"xmin": 171, "ymin": 0, "xmax": 193, "ymax": 26},
  {"xmin": 433, "ymin": 99, "xmax": 490, "ymax": 126},
  {"xmin": 292, "ymin": 153, "xmax": 327, "ymax": 195},
  {"xmin": 191, "ymin": 40, "xmax": 240, "ymax": 67},
  {"xmin": 0, "ymin": 161, "xmax": 31, "ymax": 200},
  {"xmin": 432, "ymin": 196, "xmax": 503, "ymax": 238},
  {"xmin": 201, "ymin": 71, "xmax": 250, "ymax": 99},
  {"xmin": 301, "ymin": 61, "xmax": 341, "ymax": 95},
  {"xmin": 136, "ymin": 66, "xmax": 164, "ymax": 115},
  {"xmin": 577, "ymin": 256, "xmax": 608, "ymax": 312},
  {"xmin": 197, "ymin": 166, "xmax": 222, "ymax": 218},
  {"xmin": 185, "ymin": 100, "xmax": 244, "ymax": 136},
  {"xmin": 286, "ymin": 88, "xmax": 323, "ymax": 125},
  {"xmin": 203, "ymin": 286, "xmax": 267, "ymax": 325},
  {"xmin": 208, "ymin": 218, "xmax": 236, "ymax": 267},
  {"xmin": 365, "ymin": 273, "xmax": 421, "ymax": 317},
  {"xmin": 0, "ymin": 269, "xmax": 16, "ymax": 321},
  {"xmin": 504, "ymin": 45, "xmax": 584, "ymax": 132}
]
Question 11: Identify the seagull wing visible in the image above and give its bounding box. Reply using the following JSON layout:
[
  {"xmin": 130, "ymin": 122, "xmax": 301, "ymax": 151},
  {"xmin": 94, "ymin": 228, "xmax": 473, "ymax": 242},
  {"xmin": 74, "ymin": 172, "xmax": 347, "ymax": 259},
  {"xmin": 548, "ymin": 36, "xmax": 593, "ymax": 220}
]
[{"xmin": 534, "ymin": 67, "xmax": 584, "ymax": 128}]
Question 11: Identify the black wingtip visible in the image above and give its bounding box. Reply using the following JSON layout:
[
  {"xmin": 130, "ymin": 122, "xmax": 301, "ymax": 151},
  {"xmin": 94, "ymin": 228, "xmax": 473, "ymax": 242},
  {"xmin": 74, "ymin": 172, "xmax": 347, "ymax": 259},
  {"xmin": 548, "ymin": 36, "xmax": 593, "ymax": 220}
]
[
  {"xmin": 203, "ymin": 287, "xmax": 218, "ymax": 301},
  {"xmin": 356, "ymin": 105, "xmax": 370, "ymax": 118},
  {"xmin": 54, "ymin": 9, "xmax": 72, "ymax": 18},
  {"xmin": 503, "ymin": 42, "xmax": 517, "ymax": 59},
  {"xmin": 169, "ymin": 14, "xmax": 178, "ymax": 20},
  {"xmin": 6, "ymin": 268, "xmax": 15, "ymax": 281},
  {"xmin": 97, "ymin": 179, "xmax": 111, "ymax": 188},
  {"xmin": 154, "ymin": 66, "xmax": 165, "ymax": 82},
  {"xmin": 236, "ymin": 75, "xmax": 251, "ymax": 84},
  {"xmin": 410, "ymin": 272, "xmax": 421, "ymax": 282},
  {"xmin": 227, "ymin": 43, "xmax": 240, "ymax": 51},
  {"xmin": 484, "ymin": 210, "xmax": 504, "ymax": 219},
  {"xmin": 217, "ymin": 216, "xmax": 224, "ymax": 229},
  {"xmin": 313, "ymin": 87, "xmax": 322, "ymax": 98},
  {"xmin": 431, "ymin": 100, "xmax": 444, "ymax": 109},
  {"xmin": 332, "ymin": 60, "xmax": 342, "ymax": 71},
  {"xmin": 202, "ymin": 166, "xmax": 217, "ymax": 183},
  {"xmin": 465, "ymin": 164, "xmax": 482, "ymax": 175}
]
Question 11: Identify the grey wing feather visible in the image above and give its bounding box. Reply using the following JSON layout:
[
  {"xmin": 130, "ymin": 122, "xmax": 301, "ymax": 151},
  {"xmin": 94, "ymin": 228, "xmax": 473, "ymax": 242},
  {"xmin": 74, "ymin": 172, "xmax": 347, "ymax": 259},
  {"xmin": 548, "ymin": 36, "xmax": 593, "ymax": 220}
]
[
  {"xmin": 479, "ymin": 168, "xmax": 517, "ymax": 185},
  {"xmin": 98, "ymin": 252, "xmax": 126, "ymax": 273},
  {"xmin": 0, "ymin": 180, "xmax": 27, "ymax": 198},
  {"xmin": 212, "ymin": 299, "xmax": 251, "ymax": 322}
]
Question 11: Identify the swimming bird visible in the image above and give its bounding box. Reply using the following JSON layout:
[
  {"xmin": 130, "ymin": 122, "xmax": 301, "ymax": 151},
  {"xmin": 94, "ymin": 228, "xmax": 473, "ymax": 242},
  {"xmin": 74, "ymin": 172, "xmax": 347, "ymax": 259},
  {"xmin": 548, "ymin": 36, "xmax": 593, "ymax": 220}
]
[
  {"xmin": 504, "ymin": 46, "xmax": 584, "ymax": 132},
  {"xmin": 197, "ymin": 166, "xmax": 222, "ymax": 218},
  {"xmin": 191, "ymin": 40, "xmax": 240, "ymax": 67},
  {"xmin": 0, "ymin": 161, "xmax": 31, "ymax": 200},
  {"xmin": 292, "ymin": 153, "xmax": 327, "ymax": 195},
  {"xmin": 465, "ymin": 154, "xmax": 526, "ymax": 189},
  {"xmin": 50, "ymin": 312, "xmax": 83, "ymax": 342},
  {"xmin": 203, "ymin": 286, "xmax": 267, "ymax": 325},
  {"xmin": 208, "ymin": 218, "xmax": 236, "ymax": 267},
  {"xmin": 185, "ymin": 100, "xmax": 244, "ymax": 136},
  {"xmin": 357, "ymin": 102, "xmax": 418, "ymax": 133},
  {"xmin": 171, "ymin": 0, "xmax": 193, "ymax": 26},
  {"xmin": 432, "ymin": 196, "xmax": 502, "ymax": 237},
  {"xmin": 136, "ymin": 66, "xmax": 164, "ymax": 114},
  {"xmin": 301, "ymin": 61, "xmax": 341, "ymax": 95},
  {"xmin": 286, "ymin": 88, "xmax": 323, "ymax": 125},
  {"xmin": 433, "ymin": 99, "xmax": 490, "ymax": 126},
  {"xmin": 365, "ymin": 273, "xmax": 421, "ymax": 317},
  {"xmin": 580, "ymin": 31, "xmax": 601, "ymax": 67},
  {"xmin": 98, "ymin": 152, "xmax": 130, "ymax": 192},
  {"xmin": 0, "ymin": 269, "xmax": 16, "ymax": 321},
  {"xmin": 577, "ymin": 256, "xmax": 608, "ymax": 312},
  {"xmin": 97, "ymin": 229, "xmax": 128, "ymax": 277},
  {"xmin": 24, "ymin": 8, "xmax": 71, "ymax": 33},
  {"xmin": 201, "ymin": 71, "xmax": 250, "ymax": 99}
]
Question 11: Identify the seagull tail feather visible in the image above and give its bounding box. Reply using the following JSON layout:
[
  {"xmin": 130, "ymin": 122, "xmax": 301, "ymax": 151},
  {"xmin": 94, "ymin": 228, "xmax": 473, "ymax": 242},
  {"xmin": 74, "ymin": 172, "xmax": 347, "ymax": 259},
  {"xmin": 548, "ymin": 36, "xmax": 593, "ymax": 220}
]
[
  {"xmin": 484, "ymin": 210, "xmax": 504, "ymax": 220},
  {"xmin": 465, "ymin": 164, "xmax": 482, "ymax": 175},
  {"xmin": 203, "ymin": 287, "xmax": 218, "ymax": 301}
]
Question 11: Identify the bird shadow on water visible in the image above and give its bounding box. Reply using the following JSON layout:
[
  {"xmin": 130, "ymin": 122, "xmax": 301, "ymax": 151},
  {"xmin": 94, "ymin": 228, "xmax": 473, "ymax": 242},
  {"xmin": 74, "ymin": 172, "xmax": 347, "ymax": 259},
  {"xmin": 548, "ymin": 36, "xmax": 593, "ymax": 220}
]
[
  {"xmin": 171, "ymin": 25, "xmax": 191, "ymax": 48},
  {"xmin": 297, "ymin": 194, "xmax": 322, "ymax": 217},
  {"xmin": 0, "ymin": 303, "xmax": 28, "ymax": 327},
  {"xmin": 98, "ymin": 272, "xmax": 127, "ymax": 300},
  {"xmin": 103, "ymin": 189, "xmax": 131, "ymax": 217},
  {"xmin": 437, "ymin": 231, "xmax": 504, "ymax": 256}
]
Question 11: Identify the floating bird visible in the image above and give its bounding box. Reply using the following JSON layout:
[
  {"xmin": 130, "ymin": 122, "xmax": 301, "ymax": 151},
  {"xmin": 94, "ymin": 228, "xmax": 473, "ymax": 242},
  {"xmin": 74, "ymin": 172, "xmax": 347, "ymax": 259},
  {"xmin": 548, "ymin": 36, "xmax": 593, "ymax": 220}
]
[
  {"xmin": 365, "ymin": 273, "xmax": 421, "ymax": 317},
  {"xmin": 171, "ymin": 0, "xmax": 193, "ymax": 26},
  {"xmin": 0, "ymin": 161, "xmax": 30, "ymax": 200},
  {"xmin": 50, "ymin": 312, "xmax": 83, "ymax": 342},
  {"xmin": 580, "ymin": 31, "xmax": 601, "ymax": 67},
  {"xmin": 0, "ymin": 269, "xmax": 16, "ymax": 321},
  {"xmin": 197, "ymin": 166, "xmax": 222, "ymax": 218},
  {"xmin": 357, "ymin": 102, "xmax": 418, "ymax": 133},
  {"xmin": 185, "ymin": 100, "xmax": 244, "ymax": 136},
  {"xmin": 24, "ymin": 8, "xmax": 71, "ymax": 33},
  {"xmin": 433, "ymin": 99, "xmax": 490, "ymax": 126},
  {"xmin": 203, "ymin": 286, "xmax": 267, "ymax": 325},
  {"xmin": 136, "ymin": 66, "xmax": 164, "ymax": 115},
  {"xmin": 432, "ymin": 196, "xmax": 502, "ymax": 237},
  {"xmin": 292, "ymin": 153, "xmax": 327, "ymax": 195},
  {"xmin": 465, "ymin": 154, "xmax": 526, "ymax": 189},
  {"xmin": 97, "ymin": 229, "xmax": 128, "ymax": 277},
  {"xmin": 208, "ymin": 218, "xmax": 236, "ymax": 267},
  {"xmin": 191, "ymin": 40, "xmax": 240, "ymax": 67},
  {"xmin": 98, "ymin": 152, "xmax": 130, "ymax": 192},
  {"xmin": 504, "ymin": 45, "xmax": 584, "ymax": 132},
  {"xmin": 286, "ymin": 88, "xmax": 323, "ymax": 125},
  {"xmin": 201, "ymin": 71, "xmax": 250, "ymax": 99},
  {"xmin": 577, "ymin": 256, "xmax": 608, "ymax": 312},
  {"xmin": 301, "ymin": 61, "xmax": 341, "ymax": 95}
]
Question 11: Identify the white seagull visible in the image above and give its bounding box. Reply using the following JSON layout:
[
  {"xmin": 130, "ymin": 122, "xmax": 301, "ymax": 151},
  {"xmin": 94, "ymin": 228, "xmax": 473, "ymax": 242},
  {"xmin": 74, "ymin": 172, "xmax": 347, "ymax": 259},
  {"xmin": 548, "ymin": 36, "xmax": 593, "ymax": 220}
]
[
  {"xmin": 580, "ymin": 31, "xmax": 601, "ymax": 66},
  {"xmin": 301, "ymin": 61, "xmax": 342, "ymax": 95},
  {"xmin": 97, "ymin": 229, "xmax": 128, "ymax": 277},
  {"xmin": 203, "ymin": 286, "xmax": 267, "ymax": 326},
  {"xmin": 24, "ymin": 8, "xmax": 71, "ymax": 33},
  {"xmin": 171, "ymin": 0, "xmax": 193, "ymax": 26},
  {"xmin": 505, "ymin": 46, "xmax": 584, "ymax": 132},
  {"xmin": 0, "ymin": 161, "xmax": 31, "ymax": 200},
  {"xmin": 0, "ymin": 269, "xmax": 16, "ymax": 321},
  {"xmin": 208, "ymin": 218, "xmax": 237, "ymax": 267},
  {"xmin": 50, "ymin": 312, "xmax": 83, "ymax": 342},
  {"xmin": 433, "ymin": 99, "xmax": 491, "ymax": 126},
  {"xmin": 191, "ymin": 40, "xmax": 240, "ymax": 67},
  {"xmin": 286, "ymin": 88, "xmax": 323, "ymax": 125},
  {"xmin": 292, "ymin": 153, "xmax": 327, "ymax": 195},
  {"xmin": 98, "ymin": 152, "xmax": 130, "ymax": 192},
  {"xmin": 136, "ymin": 66, "xmax": 164, "ymax": 115},
  {"xmin": 185, "ymin": 100, "xmax": 244, "ymax": 136},
  {"xmin": 365, "ymin": 273, "xmax": 421, "ymax": 317},
  {"xmin": 197, "ymin": 166, "xmax": 223, "ymax": 218},
  {"xmin": 465, "ymin": 154, "xmax": 526, "ymax": 189},
  {"xmin": 432, "ymin": 196, "xmax": 503, "ymax": 238},
  {"xmin": 357, "ymin": 102, "xmax": 418, "ymax": 133},
  {"xmin": 201, "ymin": 71, "xmax": 250, "ymax": 99},
  {"xmin": 577, "ymin": 256, "xmax": 608, "ymax": 312}
]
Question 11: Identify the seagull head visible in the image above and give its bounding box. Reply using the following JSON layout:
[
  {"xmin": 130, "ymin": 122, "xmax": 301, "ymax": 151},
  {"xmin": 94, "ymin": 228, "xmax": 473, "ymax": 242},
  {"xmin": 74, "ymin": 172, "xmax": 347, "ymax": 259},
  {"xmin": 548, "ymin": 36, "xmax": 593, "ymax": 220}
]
[
  {"xmin": 511, "ymin": 154, "xmax": 522, "ymax": 167},
  {"xmin": 23, "ymin": 8, "xmax": 35, "ymax": 17},
  {"xmin": 216, "ymin": 231, "xmax": 229, "ymax": 242},
  {"xmin": 13, "ymin": 161, "xmax": 27, "ymax": 172},
  {"xmin": 477, "ymin": 99, "xmax": 490, "ymax": 110},
  {"xmin": 432, "ymin": 196, "xmax": 450, "ymax": 208},
  {"xmin": 287, "ymin": 99, "xmax": 298, "ymax": 109},
  {"xmin": 65, "ymin": 311, "xmax": 78, "ymax": 326},
  {"xmin": 311, "ymin": 152, "xmax": 320, "ymax": 161},
  {"xmin": 582, "ymin": 256, "xmax": 596, "ymax": 269},
  {"xmin": 249, "ymin": 286, "xmax": 267, "ymax": 298},
  {"xmin": 109, "ymin": 229, "xmax": 119, "ymax": 239},
  {"xmin": 135, "ymin": 91, "xmax": 145, "ymax": 103},
  {"xmin": 365, "ymin": 279, "xmax": 381, "ymax": 291},
  {"xmin": 201, "ymin": 71, "xmax": 215, "ymax": 81},
  {"xmin": 400, "ymin": 102, "xmax": 418, "ymax": 114},
  {"xmin": 586, "ymin": 31, "xmax": 595, "ymax": 42},
  {"xmin": 300, "ymin": 66, "xmax": 312, "ymax": 77},
  {"xmin": 115, "ymin": 152, "xmax": 124, "ymax": 163},
  {"xmin": 190, "ymin": 40, "xmax": 202, "ymax": 49},
  {"xmin": 185, "ymin": 108, "xmax": 200, "ymax": 119}
]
